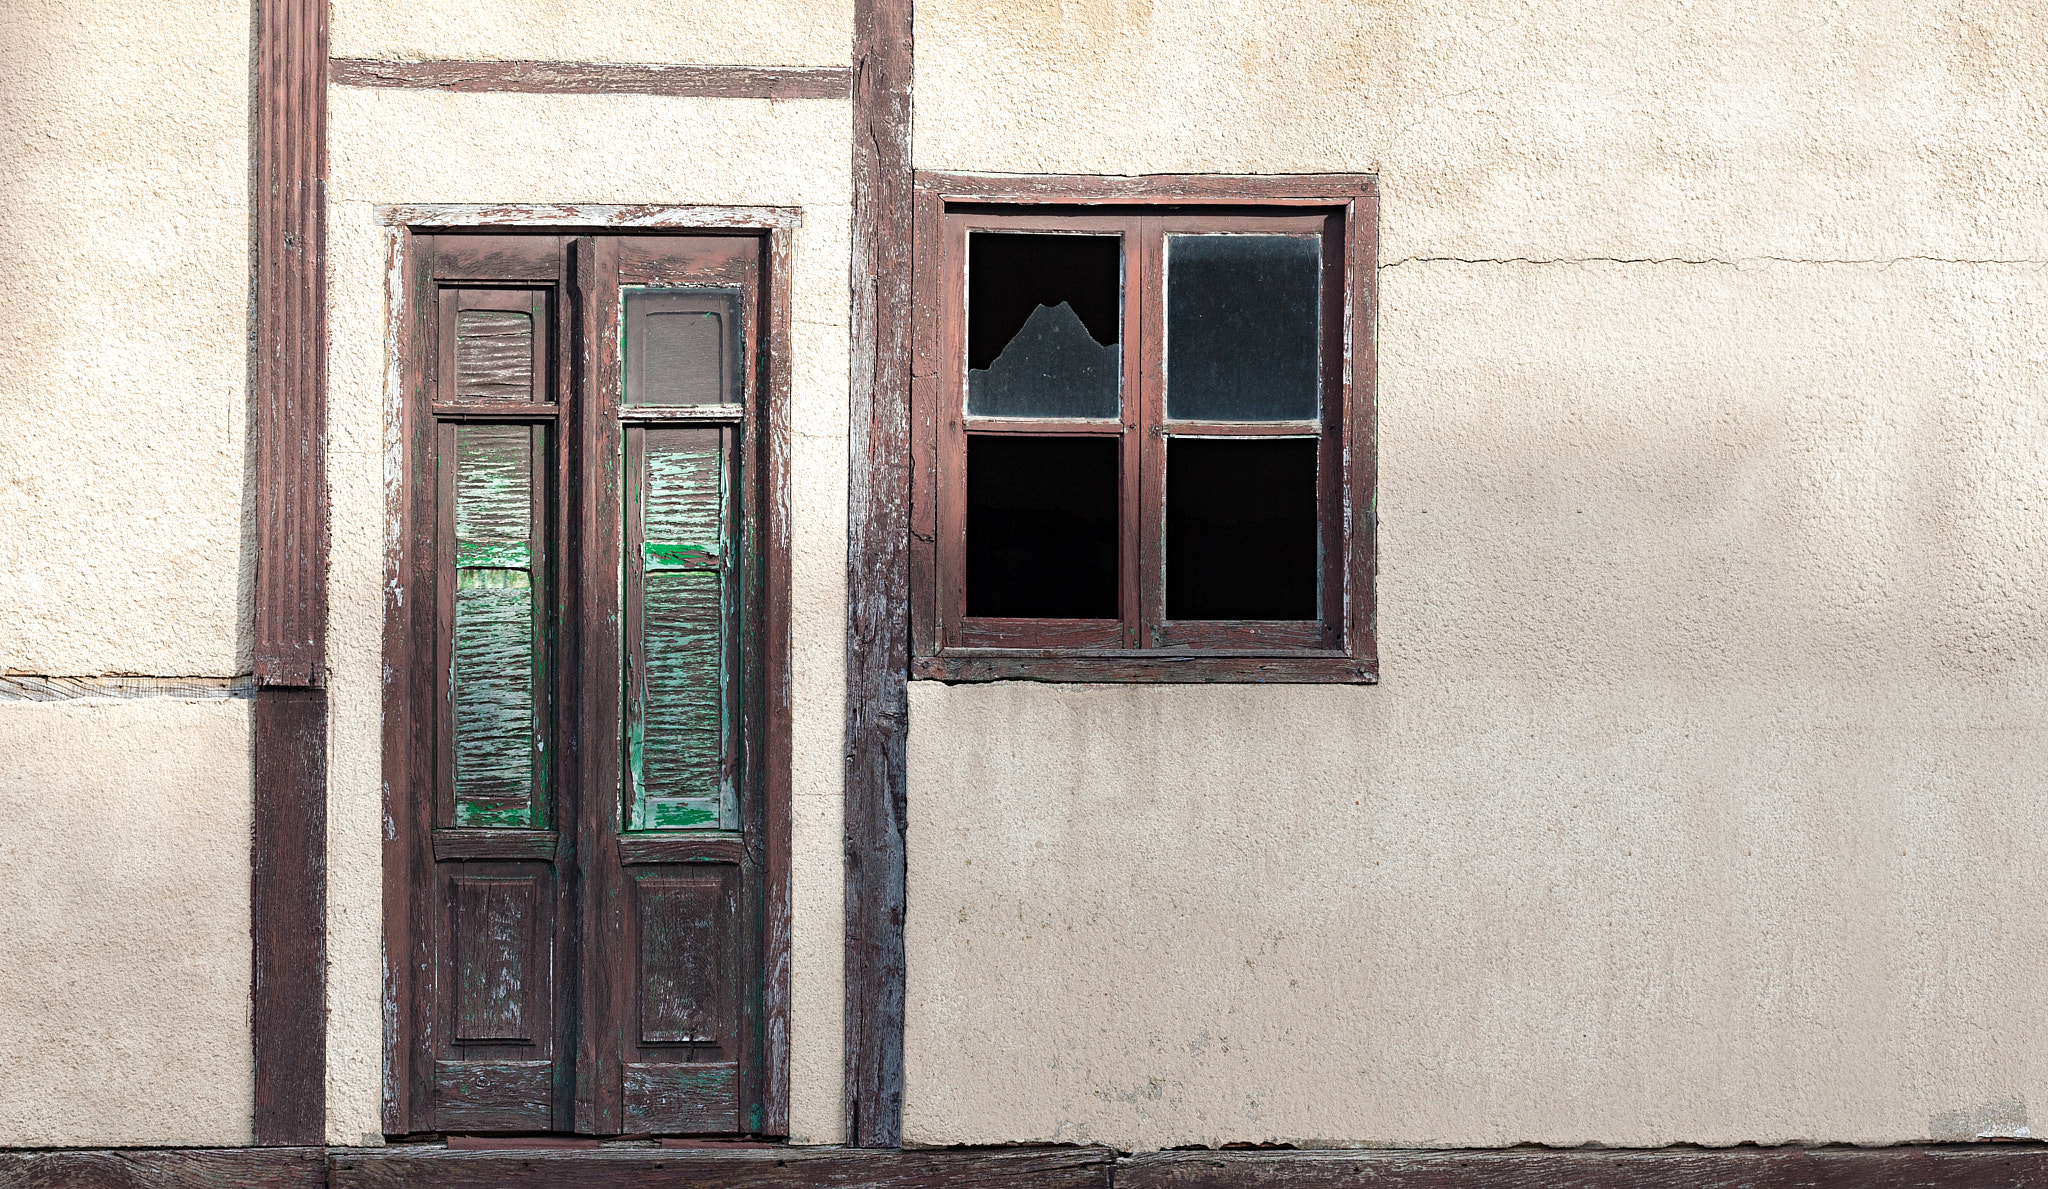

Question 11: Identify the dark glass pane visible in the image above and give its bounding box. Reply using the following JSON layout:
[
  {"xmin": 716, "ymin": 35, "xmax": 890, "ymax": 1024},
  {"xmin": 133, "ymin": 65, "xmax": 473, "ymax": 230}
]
[
  {"xmin": 966, "ymin": 435, "xmax": 1119, "ymax": 618},
  {"xmin": 1167, "ymin": 437, "xmax": 1318, "ymax": 620},
  {"xmin": 625, "ymin": 288, "xmax": 739, "ymax": 406},
  {"xmin": 967, "ymin": 232, "xmax": 1121, "ymax": 419},
  {"xmin": 1166, "ymin": 234, "xmax": 1320, "ymax": 422}
]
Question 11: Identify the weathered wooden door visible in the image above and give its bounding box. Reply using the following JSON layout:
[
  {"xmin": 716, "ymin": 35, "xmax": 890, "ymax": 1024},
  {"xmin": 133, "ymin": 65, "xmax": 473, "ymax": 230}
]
[{"xmin": 386, "ymin": 231, "xmax": 781, "ymax": 1138}]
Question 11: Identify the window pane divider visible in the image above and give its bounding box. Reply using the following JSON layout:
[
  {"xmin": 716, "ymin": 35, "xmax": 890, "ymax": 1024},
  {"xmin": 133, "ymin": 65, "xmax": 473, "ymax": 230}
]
[
  {"xmin": 962, "ymin": 417, "xmax": 1126, "ymax": 435},
  {"xmin": 1160, "ymin": 421, "xmax": 1320, "ymax": 435},
  {"xmin": 619, "ymin": 403, "xmax": 746, "ymax": 423},
  {"xmin": 432, "ymin": 400, "xmax": 560, "ymax": 420}
]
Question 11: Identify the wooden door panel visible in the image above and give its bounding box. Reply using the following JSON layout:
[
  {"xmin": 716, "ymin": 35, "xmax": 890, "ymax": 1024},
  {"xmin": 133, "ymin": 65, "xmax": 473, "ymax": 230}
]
[
  {"xmin": 631, "ymin": 868, "xmax": 739, "ymax": 1051},
  {"xmin": 431, "ymin": 863, "xmax": 560, "ymax": 1131},
  {"xmin": 433, "ymin": 1060, "xmax": 554, "ymax": 1131},
  {"xmin": 623, "ymin": 1063, "xmax": 739, "ymax": 1134},
  {"xmin": 452, "ymin": 876, "xmax": 539, "ymax": 1043}
]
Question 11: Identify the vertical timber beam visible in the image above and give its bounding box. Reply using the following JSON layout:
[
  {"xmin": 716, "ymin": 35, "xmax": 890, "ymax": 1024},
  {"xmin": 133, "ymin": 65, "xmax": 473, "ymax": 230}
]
[
  {"xmin": 845, "ymin": 0, "xmax": 913, "ymax": 1150},
  {"xmin": 253, "ymin": 0, "xmax": 329, "ymax": 1147}
]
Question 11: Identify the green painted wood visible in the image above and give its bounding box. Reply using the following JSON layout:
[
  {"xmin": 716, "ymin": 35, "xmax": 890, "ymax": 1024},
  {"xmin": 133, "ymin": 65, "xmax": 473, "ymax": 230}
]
[
  {"xmin": 453, "ymin": 425, "xmax": 541, "ymax": 829},
  {"xmin": 630, "ymin": 430, "xmax": 730, "ymax": 832}
]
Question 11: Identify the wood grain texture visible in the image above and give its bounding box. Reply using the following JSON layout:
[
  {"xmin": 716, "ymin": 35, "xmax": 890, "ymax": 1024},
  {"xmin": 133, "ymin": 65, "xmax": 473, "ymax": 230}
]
[
  {"xmin": 1119, "ymin": 1147, "xmax": 2048, "ymax": 1189},
  {"xmin": 1342, "ymin": 192, "xmax": 1381, "ymax": 679},
  {"xmin": 452, "ymin": 879, "xmax": 535, "ymax": 1041},
  {"xmin": 432, "ymin": 829, "xmax": 559, "ymax": 862},
  {"xmin": 331, "ymin": 59, "xmax": 852, "ymax": 99},
  {"xmin": 432, "ymin": 1060, "xmax": 553, "ymax": 1131},
  {"xmin": 453, "ymin": 310, "xmax": 536, "ymax": 401},
  {"xmin": 845, "ymin": 0, "xmax": 915, "ymax": 1151},
  {"xmin": 0, "ymin": 1150, "xmax": 327, "ymax": 1189},
  {"xmin": 623, "ymin": 1063, "xmax": 740, "ymax": 1134},
  {"xmin": 255, "ymin": 0, "xmax": 328, "ymax": 686},
  {"xmin": 385, "ymin": 231, "xmax": 439, "ymax": 1137},
  {"xmin": 571, "ymin": 235, "xmax": 628, "ymax": 1136},
  {"xmin": 911, "ymin": 654, "xmax": 1377, "ymax": 684},
  {"xmin": 760, "ymin": 229, "xmax": 796, "ymax": 1136},
  {"xmin": 253, "ymin": 686, "xmax": 329, "ymax": 1145},
  {"xmin": 450, "ymin": 425, "xmax": 540, "ymax": 827},
  {"xmin": 921, "ymin": 172, "xmax": 1379, "ymax": 205},
  {"xmin": 381, "ymin": 205, "xmax": 802, "ymax": 231},
  {"xmin": 630, "ymin": 432, "xmax": 730, "ymax": 831},
  {"xmin": 328, "ymin": 1145, "xmax": 1115, "ymax": 1189},
  {"xmin": 0, "ymin": 674, "xmax": 256, "ymax": 700},
  {"xmin": 252, "ymin": 0, "xmax": 329, "ymax": 1144}
]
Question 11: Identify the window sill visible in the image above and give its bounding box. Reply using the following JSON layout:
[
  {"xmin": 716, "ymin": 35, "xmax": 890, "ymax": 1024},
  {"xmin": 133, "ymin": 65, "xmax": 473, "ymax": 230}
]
[{"xmin": 910, "ymin": 648, "xmax": 1377, "ymax": 684}]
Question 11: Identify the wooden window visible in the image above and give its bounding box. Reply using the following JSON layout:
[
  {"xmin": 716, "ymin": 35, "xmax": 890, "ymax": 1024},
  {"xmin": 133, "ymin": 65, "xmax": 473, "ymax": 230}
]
[
  {"xmin": 385, "ymin": 232, "xmax": 790, "ymax": 1138},
  {"xmin": 910, "ymin": 177, "xmax": 1378, "ymax": 683}
]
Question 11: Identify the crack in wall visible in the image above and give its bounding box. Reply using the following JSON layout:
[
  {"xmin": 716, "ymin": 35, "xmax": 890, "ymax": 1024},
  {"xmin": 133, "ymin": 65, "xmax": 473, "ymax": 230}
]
[{"xmin": 1381, "ymin": 255, "xmax": 2048, "ymax": 268}]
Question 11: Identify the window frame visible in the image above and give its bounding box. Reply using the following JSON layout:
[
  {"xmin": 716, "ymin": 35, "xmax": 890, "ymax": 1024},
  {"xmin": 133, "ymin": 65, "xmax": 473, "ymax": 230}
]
[{"xmin": 908, "ymin": 173, "xmax": 1379, "ymax": 684}]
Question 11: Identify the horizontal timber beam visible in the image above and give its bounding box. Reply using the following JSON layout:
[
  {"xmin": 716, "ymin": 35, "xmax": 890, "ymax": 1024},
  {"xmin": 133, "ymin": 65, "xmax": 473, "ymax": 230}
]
[
  {"xmin": 330, "ymin": 59, "xmax": 852, "ymax": 99},
  {"xmin": 1119, "ymin": 1146, "xmax": 2048, "ymax": 1188},
  {"xmin": 0, "ymin": 1149, "xmax": 327, "ymax": 1188},
  {"xmin": 4, "ymin": 1146, "xmax": 2046, "ymax": 1188}
]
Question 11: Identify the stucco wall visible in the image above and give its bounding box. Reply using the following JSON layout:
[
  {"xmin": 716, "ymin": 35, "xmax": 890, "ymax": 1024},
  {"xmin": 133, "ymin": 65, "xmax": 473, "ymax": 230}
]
[
  {"xmin": 0, "ymin": 700, "xmax": 255, "ymax": 1146},
  {"xmin": 330, "ymin": 0, "xmax": 852, "ymax": 67},
  {"xmin": 904, "ymin": 0, "xmax": 2048, "ymax": 1150},
  {"xmin": 326, "ymin": 86, "xmax": 851, "ymax": 1145},
  {"xmin": 0, "ymin": 0, "xmax": 253, "ymax": 676},
  {"xmin": 0, "ymin": 0, "xmax": 257, "ymax": 1149}
]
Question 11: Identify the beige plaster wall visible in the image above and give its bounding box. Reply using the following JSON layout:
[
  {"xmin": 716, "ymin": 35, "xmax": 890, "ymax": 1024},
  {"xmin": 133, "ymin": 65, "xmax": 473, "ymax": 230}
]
[
  {"xmin": 0, "ymin": 0, "xmax": 253, "ymax": 676},
  {"xmin": 905, "ymin": 0, "xmax": 2048, "ymax": 1150},
  {"xmin": 331, "ymin": 0, "xmax": 852, "ymax": 67},
  {"xmin": 0, "ymin": 0, "xmax": 257, "ymax": 1151},
  {"xmin": 326, "ymin": 87, "xmax": 851, "ymax": 1145},
  {"xmin": 0, "ymin": 699, "xmax": 255, "ymax": 1146}
]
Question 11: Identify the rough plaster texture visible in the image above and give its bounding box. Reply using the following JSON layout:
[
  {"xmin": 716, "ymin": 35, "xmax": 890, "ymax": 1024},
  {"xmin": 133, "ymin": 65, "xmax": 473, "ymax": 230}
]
[
  {"xmin": 0, "ymin": 0, "xmax": 253, "ymax": 676},
  {"xmin": 325, "ymin": 87, "xmax": 850, "ymax": 1144},
  {"xmin": 906, "ymin": 260, "xmax": 2048, "ymax": 1147},
  {"xmin": 916, "ymin": 0, "xmax": 2048, "ymax": 264},
  {"xmin": 906, "ymin": 0, "xmax": 2048, "ymax": 1150},
  {"xmin": 0, "ymin": 700, "xmax": 255, "ymax": 1146},
  {"xmin": 331, "ymin": 0, "xmax": 852, "ymax": 67}
]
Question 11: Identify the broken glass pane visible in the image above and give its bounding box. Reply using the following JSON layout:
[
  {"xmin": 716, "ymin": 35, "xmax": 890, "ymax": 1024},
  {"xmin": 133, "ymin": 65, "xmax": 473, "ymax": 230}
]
[
  {"xmin": 1166, "ymin": 234, "xmax": 1321, "ymax": 422},
  {"xmin": 967, "ymin": 232, "xmax": 1121, "ymax": 419}
]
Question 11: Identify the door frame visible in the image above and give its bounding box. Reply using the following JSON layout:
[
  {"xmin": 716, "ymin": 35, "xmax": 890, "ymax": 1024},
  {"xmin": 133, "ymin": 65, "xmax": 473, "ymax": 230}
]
[{"xmin": 378, "ymin": 207, "xmax": 796, "ymax": 1138}]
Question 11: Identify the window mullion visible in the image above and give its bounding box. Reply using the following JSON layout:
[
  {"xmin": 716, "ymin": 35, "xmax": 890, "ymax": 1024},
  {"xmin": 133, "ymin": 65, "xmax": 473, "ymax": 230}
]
[{"xmin": 1133, "ymin": 215, "xmax": 1166, "ymax": 647}]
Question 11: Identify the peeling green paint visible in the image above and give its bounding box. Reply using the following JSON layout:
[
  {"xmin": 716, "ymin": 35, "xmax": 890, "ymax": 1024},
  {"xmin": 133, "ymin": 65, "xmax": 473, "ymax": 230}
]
[
  {"xmin": 454, "ymin": 801, "xmax": 534, "ymax": 828},
  {"xmin": 459, "ymin": 541, "xmax": 533, "ymax": 569},
  {"xmin": 628, "ymin": 430, "xmax": 730, "ymax": 832},
  {"xmin": 643, "ymin": 541, "xmax": 718, "ymax": 570},
  {"xmin": 452, "ymin": 425, "xmax": 542, "ymax": 830}
]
